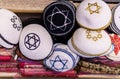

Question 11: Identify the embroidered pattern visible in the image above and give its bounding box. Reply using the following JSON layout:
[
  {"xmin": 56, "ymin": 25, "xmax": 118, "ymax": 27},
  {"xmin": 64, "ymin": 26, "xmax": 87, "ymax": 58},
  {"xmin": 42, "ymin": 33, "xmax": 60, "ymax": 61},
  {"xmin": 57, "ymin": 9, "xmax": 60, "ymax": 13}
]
[
  {"xmin": 10, "ymin": 15, "xmax": 22, "ymax": 31},
  {"xmin": 110, "ymin": 34, "xmax": 120, "ymax": 55},
  {"xmin": 86, "ymin": 30, "xmax": 102, "ymax": 41},
  {"xmin": 86, "ymin": 2, "xmax": 101, "ymax": 14},
  {"xmin": 47, "ymin": 7, "xmax": 71, "ymax": 31},
  {"xmin": 24, "ymin": 33, "xmax": 40, "ymax": 50},
  {"xmin": 50, "ymin": 55, "xmax": 68, "ymax": 71}
]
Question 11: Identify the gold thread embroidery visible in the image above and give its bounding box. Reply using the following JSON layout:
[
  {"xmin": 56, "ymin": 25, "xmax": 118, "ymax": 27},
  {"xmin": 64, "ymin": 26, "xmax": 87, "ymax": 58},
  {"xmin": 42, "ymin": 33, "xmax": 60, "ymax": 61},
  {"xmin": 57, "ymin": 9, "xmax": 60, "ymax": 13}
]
[
  {"xmin": 86, "ymin": 2, "xmax": 101, "ymax": 14},
  {"xmin": 86, "ymin": 30, "xmax": 102, "ymax": 41},
  {"xmin": 71, "ymin": 37, "xmax": 112, "ymax": 56}
]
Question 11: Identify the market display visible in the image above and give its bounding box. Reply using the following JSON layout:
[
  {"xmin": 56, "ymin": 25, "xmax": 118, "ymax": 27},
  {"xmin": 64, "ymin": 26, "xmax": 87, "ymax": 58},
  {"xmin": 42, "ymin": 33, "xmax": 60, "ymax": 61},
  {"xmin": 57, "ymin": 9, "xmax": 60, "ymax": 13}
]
[{"xmin": 1, "ymin": 0, "xmax": 120, "ymax": 78}]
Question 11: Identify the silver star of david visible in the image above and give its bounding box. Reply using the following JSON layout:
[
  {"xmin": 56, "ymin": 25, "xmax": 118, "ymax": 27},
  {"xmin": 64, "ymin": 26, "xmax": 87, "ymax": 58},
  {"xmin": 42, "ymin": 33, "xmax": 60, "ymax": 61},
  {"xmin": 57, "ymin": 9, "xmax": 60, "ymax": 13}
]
[
  {"xmin": 50, "ymin": 55, "xmax": 68, "ymax": 71},
  {"xmin": 47, "ymin": 7, "xmax": 72, "ymax": 31},
  {"xmin": 24, "ymin": 33, "xmax": 40, "ymax": 50}
]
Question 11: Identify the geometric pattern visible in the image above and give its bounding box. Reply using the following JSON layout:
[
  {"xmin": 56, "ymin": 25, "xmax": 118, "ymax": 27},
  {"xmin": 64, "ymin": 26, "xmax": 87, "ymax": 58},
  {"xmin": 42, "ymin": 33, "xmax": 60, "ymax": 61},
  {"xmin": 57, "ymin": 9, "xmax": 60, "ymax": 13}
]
[
  {"xmin": 86, "ymin": 2, "xmax": 101, "ymax": 14},
  {"xmin": 50, "ymin": 55, "xmax": 68, "ymax": 71},
  {"xmin": 86, "ymin": 30, "xmax": 102, "ymax": 41},
  {"xmin": 24, "ymin": 33, "xmax": 40, "ymax": 50},
  {"xmin": 47, "ymin": 7, "xmax": 71, "ymax": 31},
  {"xmin": 10, "ymin": 15, "xmax": 22, "ymax": 31}
]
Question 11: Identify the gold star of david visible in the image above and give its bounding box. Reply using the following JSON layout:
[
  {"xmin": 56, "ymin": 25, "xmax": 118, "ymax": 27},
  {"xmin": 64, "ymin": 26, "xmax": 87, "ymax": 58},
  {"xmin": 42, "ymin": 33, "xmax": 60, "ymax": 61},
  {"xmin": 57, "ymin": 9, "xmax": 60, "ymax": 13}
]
[
  {"xmin": 86, "ymin": 30, "xmax": 102, "ymax": 41},
  {"xmin": 86, "ymin": 2, "xmax": 101, "ymax": 14}
]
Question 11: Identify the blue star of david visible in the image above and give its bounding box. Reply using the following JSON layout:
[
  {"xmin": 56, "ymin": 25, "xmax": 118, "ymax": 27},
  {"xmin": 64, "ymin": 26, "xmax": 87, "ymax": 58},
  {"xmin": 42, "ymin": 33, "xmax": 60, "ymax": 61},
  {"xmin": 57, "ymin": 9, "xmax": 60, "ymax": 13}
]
[
  {"xmin": 47, "ymin": 7, "xmax": 72, "ymax": 31},
  {"xmin": 24, "ymin": 33, "xmax": 40, "ymax": 50},
  {"xmin": 50, "ymin": 55, "xmax": 68, "ymax": 71}
]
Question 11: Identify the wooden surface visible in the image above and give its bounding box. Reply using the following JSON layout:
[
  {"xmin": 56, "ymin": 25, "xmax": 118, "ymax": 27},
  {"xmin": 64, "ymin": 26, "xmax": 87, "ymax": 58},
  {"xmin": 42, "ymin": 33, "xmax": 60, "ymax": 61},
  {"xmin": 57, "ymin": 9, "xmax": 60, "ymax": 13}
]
[
  {"xmin": 73, "ymin": 0, "xmax": 120, "ymax": 3},
  {"xmin": 0, "ymin": 0, "xmax": 55, "ymax": 13},
  {"xmin": 0, "ymin": 0, "xmax": 116, "ymax": 13}
]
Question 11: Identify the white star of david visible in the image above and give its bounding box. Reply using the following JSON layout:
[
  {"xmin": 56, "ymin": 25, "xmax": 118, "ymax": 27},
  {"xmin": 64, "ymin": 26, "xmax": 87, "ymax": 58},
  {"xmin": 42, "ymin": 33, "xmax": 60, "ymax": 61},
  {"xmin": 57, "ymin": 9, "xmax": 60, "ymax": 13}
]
[{"xmin": 47, "ymin": 7, "xmax": 72, "ymax": 31}]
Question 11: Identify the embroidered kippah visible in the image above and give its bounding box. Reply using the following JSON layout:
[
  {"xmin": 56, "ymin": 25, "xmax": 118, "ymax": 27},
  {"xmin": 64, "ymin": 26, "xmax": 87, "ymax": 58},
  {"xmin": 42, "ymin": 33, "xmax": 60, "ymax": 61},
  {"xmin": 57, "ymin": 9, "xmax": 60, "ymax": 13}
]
[{"xmin": 43, "ymin": 0, "xmax": 75, "ymax": 36}]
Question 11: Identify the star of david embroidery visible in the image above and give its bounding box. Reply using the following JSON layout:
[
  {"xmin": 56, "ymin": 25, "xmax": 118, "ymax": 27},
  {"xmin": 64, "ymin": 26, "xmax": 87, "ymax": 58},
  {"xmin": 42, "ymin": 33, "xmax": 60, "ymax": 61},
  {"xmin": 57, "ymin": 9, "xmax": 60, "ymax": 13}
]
[
  {"xmin": 10, "ymin": 15, "xmax": 22, "ymax": 31},
  {"xmin": 86, "ymin": 30, "xmax": 102, "ymax": 41},
  {"xmin": 50, "ymin": 55, "xmax": 68, "ymax": 71},
  {"xmin": 24, "ymin": 33, "xmax": 40, "ymax": 50},
  {"xmin": 47, "ymin": 7, "xmax": 72, "ymax": 31},
  {"xmin": 86, "ymin": 2, "xmax": 101, "ymax": 14}
]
